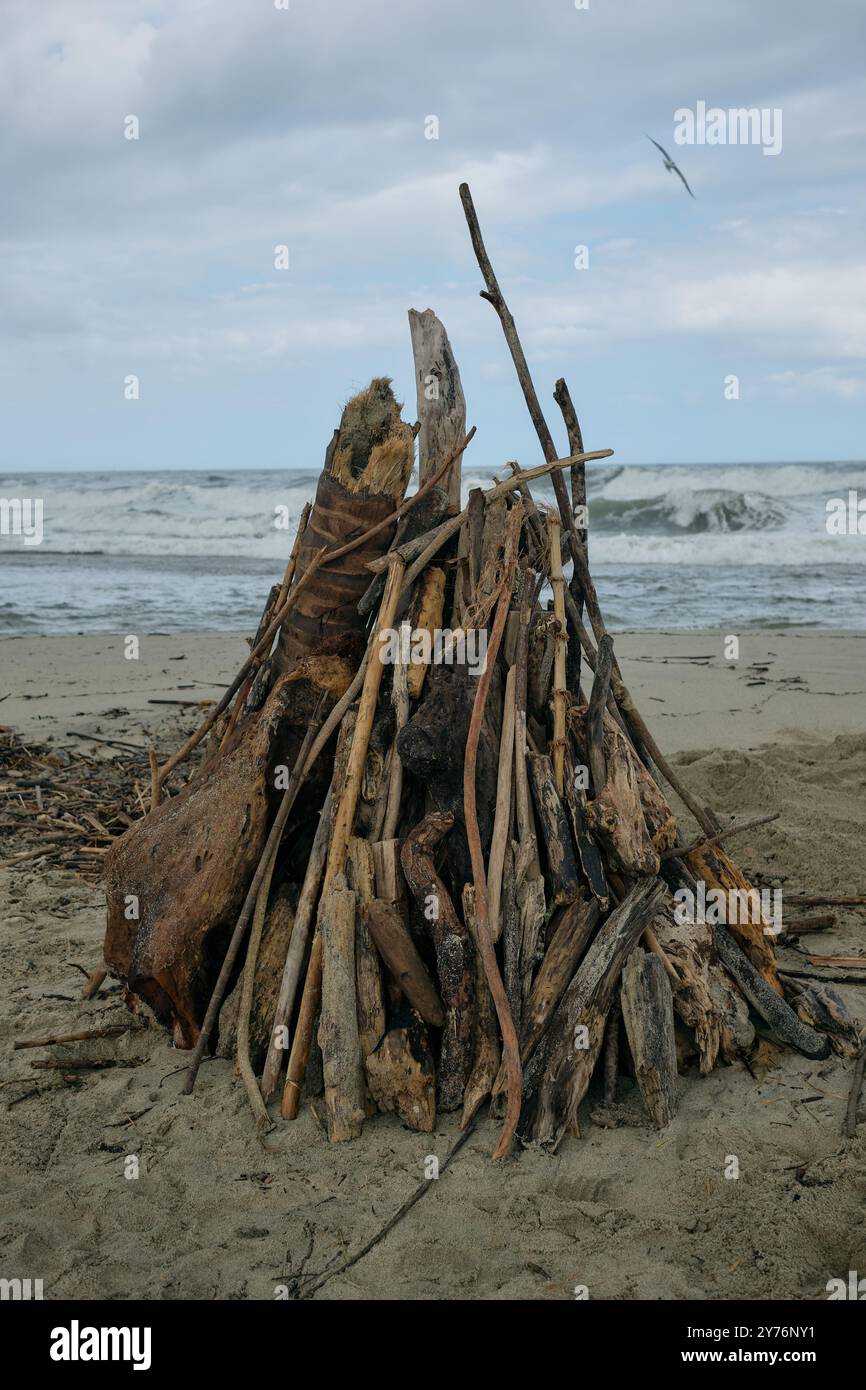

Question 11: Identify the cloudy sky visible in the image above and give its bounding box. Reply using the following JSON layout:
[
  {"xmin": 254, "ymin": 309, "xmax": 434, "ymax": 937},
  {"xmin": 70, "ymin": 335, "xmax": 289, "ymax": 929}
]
[{"xmin": 2, "ymin": 0, "xmax": 865, "ymax": 472}]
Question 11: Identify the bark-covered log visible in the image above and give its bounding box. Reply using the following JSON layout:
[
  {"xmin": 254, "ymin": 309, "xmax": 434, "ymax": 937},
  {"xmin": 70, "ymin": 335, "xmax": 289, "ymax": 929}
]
[
  {"xmin": 275, "ymin": 378, "xmax": 414, "ymax": 672},
  {"xmin": 563, "ymin": 753, "xmax": 609, "ymax": 908},
  {"xmin": 516, "ymin": 856, "xmax": 547, "ymax": 1007},
  {"xmin": 621, "ymin": 949, "xmax": 679, "ymax": 1128},
  {"xmin": 362, "ymin": 899, "xmax": 445, "ymax": 1027},
  {"xmin": 527, "ymin": 753, "xmax": 580, "ymax": 905},
  {"xmin": 786, "ymin": 980, "xmax": 862, "ymax": 1058},
  {"xmin": 501, "ymin": 840, "xmax": 523, "ymax": 1030},
  {"xmin": 711, "ymin": 921, "xmax": 830, "ymax": 1059},
  {"xmin": 686, "ymin": 842, "xmax": 781, "ymax": 993},
  {"xmin": 371, "ymin": 837, "xmax": 404, "ymax": 903},
  {"xmin": 460, "ymin": 884, "xmax": 501, "ymax": 1126},
  {"xmin": 103, "ymin": 670, "xmax": 320, "ymax": 1047},
  {"xmin": 527, "ymin": 611, "xmax": 556, "ymax": 722},
  {"xmin": 406, "ymin": 566, "xmax": 446, "ymax": 701},
  {"xmin": 652, "ymin": 908, "xmax": 754, "ymax": 1071},
  {"xmin": 520, "ymin": 877, "xmax": 666, "ymax": 1149},
  {"xmin": 365, "ymin": 1000, "xmax": 436, "ymax": 1132},
  {"xmin": 357, "ymin": 487, "xmax": 449, "ymax": 621},
  {"xmin": 346, "ymin": 838, "xmax": 386, "ymax": 1058},
  {"xmin": 401, "ymin": 811, "xmax": 475, "ymax": 1110},
  {"xmin": 408, "ymin": 308, "xmax": 467, "ymax": 511},
  {"xmin": 397, "ymin": 662, "xmax": 502, "ymax": 885},
  {"xmin": 583, "ymin": 722, "xmax": 660, "ymax": 876},
  {"xmin": 519, "ymin": 896, "xmax": 601, "ymax": 1065},
  {"xmin": 586, "ymin": 635, "xmax": 613, "ymax": 798},
  {"xmin": 318, "ymin": 877, "xmax": 367, "ymax": 1141}
]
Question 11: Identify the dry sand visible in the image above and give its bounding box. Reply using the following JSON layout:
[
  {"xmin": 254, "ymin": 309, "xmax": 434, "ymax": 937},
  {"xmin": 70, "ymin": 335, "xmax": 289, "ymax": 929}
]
[{"xmin": 2, "ymin": 628, "xmax": 865, "ymax": 1301}]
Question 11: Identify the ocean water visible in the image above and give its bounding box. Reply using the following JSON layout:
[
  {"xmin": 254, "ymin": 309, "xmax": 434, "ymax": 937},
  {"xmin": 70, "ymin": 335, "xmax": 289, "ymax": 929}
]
[{"xmin": 1, "ymin": 461, "xmax": 864, "ymax": 634}]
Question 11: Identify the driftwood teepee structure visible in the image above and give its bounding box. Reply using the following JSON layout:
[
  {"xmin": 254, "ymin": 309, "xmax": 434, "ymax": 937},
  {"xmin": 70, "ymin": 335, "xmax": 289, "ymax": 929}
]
[{"xmin": 102, "ymin": 184, "xmax": 857, "ymax": 1157}]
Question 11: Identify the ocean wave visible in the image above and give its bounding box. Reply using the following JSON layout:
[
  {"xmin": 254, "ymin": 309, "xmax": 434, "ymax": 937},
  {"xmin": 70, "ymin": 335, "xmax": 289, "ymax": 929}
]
[
  {"xmin": 590, "ymin": 530, "xmax": 862, "ymax": 567},
  {"xmin": 2, "ymin": 461, "xmax": 864, "ymax": 563},
  {"xmin": 587, "ymin": 488, "xmax": 791, "ymax": 533}
]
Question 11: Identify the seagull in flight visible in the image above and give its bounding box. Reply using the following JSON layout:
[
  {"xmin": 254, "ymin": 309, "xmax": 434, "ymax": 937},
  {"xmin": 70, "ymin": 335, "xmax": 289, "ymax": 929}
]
[{"xmin": 646, "ymin": 135, "xmax": 695, "ymax": 198}]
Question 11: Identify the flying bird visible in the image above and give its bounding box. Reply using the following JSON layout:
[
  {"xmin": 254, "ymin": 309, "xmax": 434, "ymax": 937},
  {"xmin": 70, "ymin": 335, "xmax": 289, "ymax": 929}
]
[{"xmin": 645, "ymin": 135, "xmax": 695, "ymax": 198}]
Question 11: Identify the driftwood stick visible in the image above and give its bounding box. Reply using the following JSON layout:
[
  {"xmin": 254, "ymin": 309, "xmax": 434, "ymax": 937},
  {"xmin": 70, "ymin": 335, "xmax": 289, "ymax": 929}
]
[
  {"xmin": 520, "ymin": 897, "xmax": 602, "ymax": 1065},
  {"xmin": 782, "ymin": 968, "xmax": 866, "ymax": 986},
  {"xmin": 347, "ymin": 838, "xmax": 386, "ymax": 1059},
  {"xmin": 460, "ymin": 182, "xmax": 563, "ymax": 477},
  {"xmin": 365, "ymin": 999, "xmax": 437, "ymax": 1132},
  {"xmin": 780, "ymin": 915, "xmax": 836, "ymax": 934},
  {"xmin": 603, "ymin": 997, "xmax": 620, "ymax": 1106},
  {"xmin": 406, "ymin": 568, "xmax": 445, "ymax": 701},
  {"xmin": 563, "ymin": 750, "xmax": 609, "ymax": 908},
  {"xmin": 553, "ymin": 376, "xmax": 588, "ymax": 690},
  {"xmin": 586, "ymin": 634, "xmax": 614, "ymax": 797},
  {"xmin": 791, "ymin": 895, "xmax": 866, "ymax": 908},
  {"xmin": 282, "ymin": 558, "xmax": 406, "ymax": 1119},
  {"xmin": 459, "ymin": 182, "xmax": 720, "ymax": 840},
  {"xmin": 527, "ymin": 753, "xmax": 581, "ymax": 905},
  {"xmin": 463, "ymin": 505, "xmax": 523, "ymax": 1159},
  {"xmin": 513, "ymin": 570, "xmax": 541, "ymax": 865},
  {"xmin": 318, "ymin": 877, "xmax": 366, "ymax": 1141},
  {"xmin": 459, "ymin": 181, "xmax": 595, "ymax": 645},
  {"xmin": 13, "ymin": 1026, "xmax": 127, "ymax": 1049},
  {"xmin": 363, "ymin": 899, "xmax": 445, "ymax": 1027},
  {"xmin": 260, "ymin": 783, "xmax": 333, "ymax": 1101},
  {"xmin": 236, "ymin": 842, "xmax": 277, "ymax": 1131},
  {"xmin": 546, "ymin": 513, "xmax": 568, "ymax": 795},
  {"xmin": 461, "ymin": 883, "xmax": 501, "ymax": 1127},
  {"xmin": 381, "ymin": 624, "xmax": 410, "ymax": 841},
  {"xmin": 401, "ymin": 812, "xmax": 474, "ymax": 1111},
  {"xmin": 82, "ymin": 968, "xmax": 108, "ymax": 1000},
  {"xmin": 621, "ymin": 950, "xmax": 678, "ymax": 1127},
  {"xmin": 148, "ymin": 749, "xmax": 161, "ymax": 812},
  {"xmin": 493, "ymin": 896, "xmax": 601, "ymax": 1099},
  {"xmin": 711, "ymin": 923, "xmax": 830, "ymax": 1058},
  {"xmin": 182, "ymin": 698, "xmax": 327, "ymax": 1095},
  {"xmin": 502, "ymin": 840, "xmax": 522, "ymax": 1030},
  {"xmin": 367, "ymin": 448, "xmax": 613, "ymax": 580},
  {"xmin": 661, "ymin": 812, "xmax": 781, "ymax": 861},
  {"xmin": 844, "ymin": 1044, "xmax": 866, "ymax": 1138},
  {"xmin": 553, "ymin": 377, "xmax": 586, "ymax": 542},
  {"xmin": 357, "ymin": 489, "xmax": 449, "ymax": 620},
  {"xmin": 520, "ymin": 877, "xmax": 666, "ymax": 1149},
  {"xmin": 488, "ymin": 665, "xmax": 516, "ymax": 943},
  {"xmin": 408, "ymin": 307, "xmax": 467, "ymax": 511},
  {"xmin": 277, "ymin": 501, "xmax": 310, "ymax": 609}
]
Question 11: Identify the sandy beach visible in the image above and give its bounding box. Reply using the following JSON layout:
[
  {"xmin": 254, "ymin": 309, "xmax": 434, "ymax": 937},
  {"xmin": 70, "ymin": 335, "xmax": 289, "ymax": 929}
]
[
  {"xmin": 3, "ymin": 626, "xmax": 866, "ymax": 752},
  {"xmin": 1, "ymin": 626, "xmax": 864, "ymax": 1300}
]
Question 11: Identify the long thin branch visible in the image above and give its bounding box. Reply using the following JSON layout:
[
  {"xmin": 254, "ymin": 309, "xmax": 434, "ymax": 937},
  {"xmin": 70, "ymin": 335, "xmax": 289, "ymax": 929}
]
[
  {"xmin": 660, "ymin": 811, "xmax": 781, "ymax": 862},
  {"xmin": 282, "ymin": 557, "xmax": 406, "ymax": 1120},
  {"xmin": 459, "ymin": 180, "xmax": 720, "ymax": 838},
  {"xmin": 463, "ymin": 506, "xmax": 523, "ymax": 1159}
]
